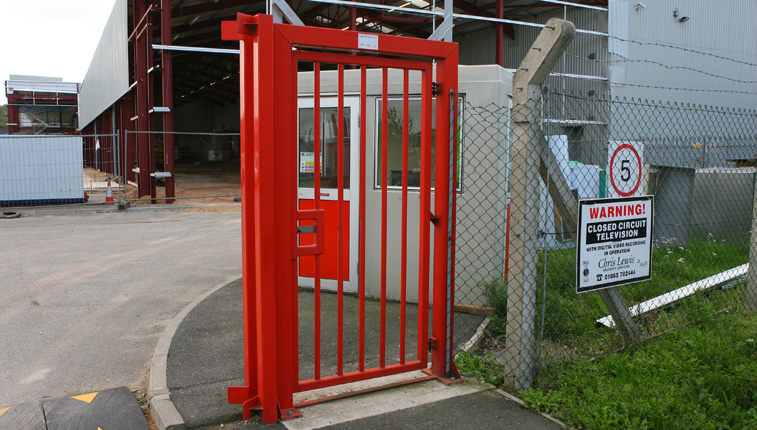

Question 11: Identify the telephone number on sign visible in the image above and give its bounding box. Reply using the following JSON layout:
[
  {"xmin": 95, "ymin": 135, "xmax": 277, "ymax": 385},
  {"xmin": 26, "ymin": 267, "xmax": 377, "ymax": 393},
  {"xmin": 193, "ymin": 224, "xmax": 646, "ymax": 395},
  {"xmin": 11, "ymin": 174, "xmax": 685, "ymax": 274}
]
[{"xmin": 605, "ymin": 270, "xmax": 636, "ymax": 280}]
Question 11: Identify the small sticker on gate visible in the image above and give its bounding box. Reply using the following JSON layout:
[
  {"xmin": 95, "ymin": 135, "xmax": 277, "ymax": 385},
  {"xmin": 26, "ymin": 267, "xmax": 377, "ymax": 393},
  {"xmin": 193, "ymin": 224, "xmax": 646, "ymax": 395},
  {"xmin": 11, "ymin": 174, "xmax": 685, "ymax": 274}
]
[{"xmin": 358, "ymin": 34, "xmax": 379, "ymax": 51}]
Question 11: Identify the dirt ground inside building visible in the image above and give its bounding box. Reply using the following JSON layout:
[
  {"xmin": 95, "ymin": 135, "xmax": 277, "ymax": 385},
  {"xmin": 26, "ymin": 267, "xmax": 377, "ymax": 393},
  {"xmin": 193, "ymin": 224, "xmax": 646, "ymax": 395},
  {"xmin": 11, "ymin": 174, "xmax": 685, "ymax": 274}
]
[{"xmin": 87, "ymin": 162, "xmax": 242, "ymax": 206}]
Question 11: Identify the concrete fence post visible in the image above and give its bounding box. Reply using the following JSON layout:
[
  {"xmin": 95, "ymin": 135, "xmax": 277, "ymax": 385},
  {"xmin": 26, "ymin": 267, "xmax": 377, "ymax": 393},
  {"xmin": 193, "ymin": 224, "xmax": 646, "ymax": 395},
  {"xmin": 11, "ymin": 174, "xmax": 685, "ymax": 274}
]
[{"xmin": 505, "ymin": 17, "xmax": 575, "ymax": 390}]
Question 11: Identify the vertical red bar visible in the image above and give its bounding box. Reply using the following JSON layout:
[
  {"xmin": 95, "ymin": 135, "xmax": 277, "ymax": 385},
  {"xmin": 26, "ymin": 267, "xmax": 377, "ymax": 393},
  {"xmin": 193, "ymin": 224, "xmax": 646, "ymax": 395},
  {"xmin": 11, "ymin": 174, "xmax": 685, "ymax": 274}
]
[
  {"xmin": 380, "ymin": 67, "xmax": 389, "ymax": 368},
  {"xmin": 358, "ymin": 66, "xmax": 367, "ymax": 372},
  {"xmin": 417, "ymin": 68, "xmax": 431, "ymax": 364},
  {"xmin": 313, "ymin": 62, "xmax": 322, "ymax": 381},
  {"xmin": 272, "ymin": 21, "xmax": 297, "ymax": 415},
  {"xmin": 431, "ymin": 50, "xmax": 459, "ymax": 378},
  {"xmin": 252, "ymin": 15, "xmax": 278, "ymax": 423},
  {"xmin": 291, "ymin": 58, "xmax": 301, "ymax": 387},
  {"xmin": 337, "ymin": 64, "xmax": 345, "ymax": 376},
  {"xmin": 400, "ymin": 69, "xmax": 409, "ymax": 365}
]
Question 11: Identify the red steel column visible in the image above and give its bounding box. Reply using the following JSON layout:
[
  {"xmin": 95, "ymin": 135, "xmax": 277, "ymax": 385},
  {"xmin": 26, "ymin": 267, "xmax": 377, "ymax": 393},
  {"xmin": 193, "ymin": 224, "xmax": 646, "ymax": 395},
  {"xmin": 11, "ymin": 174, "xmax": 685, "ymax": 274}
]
[
  {"xmin": 120, "ymin": 96, "xmax": 136, "ymax": 182},
  {"xmin": 495, "ymin": 0, "xmax": 504, "ymax": 67},
  {"xmin": 147, "ymin": 20, "xmax": 157, "ymax": 201},
  {"xmin": 135, "ymin": 20, "xmax": 151, "ymax": 197},
  {"xmin": 7, "ymin": 94, "xmax": 20, "ymax": 134},
  {"xmin": 161, "ymin": 0, "xmax": 176, "ymax": 203}
]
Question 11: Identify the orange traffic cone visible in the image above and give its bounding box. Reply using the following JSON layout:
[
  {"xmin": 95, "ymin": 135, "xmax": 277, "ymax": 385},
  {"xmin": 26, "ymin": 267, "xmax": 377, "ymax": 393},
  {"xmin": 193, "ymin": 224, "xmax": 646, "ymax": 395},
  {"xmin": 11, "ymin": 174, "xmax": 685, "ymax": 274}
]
[{"xmin": 105, "ymin": 180, "xmax": 114, "ymax": 205}]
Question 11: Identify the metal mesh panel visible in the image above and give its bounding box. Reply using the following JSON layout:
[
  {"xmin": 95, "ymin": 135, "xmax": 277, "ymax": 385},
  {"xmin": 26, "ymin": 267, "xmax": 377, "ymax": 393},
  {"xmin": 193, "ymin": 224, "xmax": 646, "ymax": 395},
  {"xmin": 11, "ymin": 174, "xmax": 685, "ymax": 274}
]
[{"xmin": 453, "ymin": 90, "xmax": 757, "ymax": 390}]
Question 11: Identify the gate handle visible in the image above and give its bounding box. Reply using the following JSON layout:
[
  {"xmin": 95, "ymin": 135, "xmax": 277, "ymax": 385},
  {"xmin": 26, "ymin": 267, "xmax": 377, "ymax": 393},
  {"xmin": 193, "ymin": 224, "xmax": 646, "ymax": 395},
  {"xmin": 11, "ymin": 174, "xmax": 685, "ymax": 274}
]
[{"xmin": 294, "ymin": 209, "xmax": 325, "ymax": 257}]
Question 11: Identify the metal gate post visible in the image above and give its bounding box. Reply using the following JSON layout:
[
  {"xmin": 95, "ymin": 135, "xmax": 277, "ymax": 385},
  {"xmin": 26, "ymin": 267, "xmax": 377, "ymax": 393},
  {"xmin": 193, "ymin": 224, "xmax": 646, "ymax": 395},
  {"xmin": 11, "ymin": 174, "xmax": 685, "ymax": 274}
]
[
  {"xmin": 223, "ymin": 14, "xmax": 300, "ymax": 423},
  {"xmin": 431, "ymin": 48, "xmax": 459, "ymax": 381}
]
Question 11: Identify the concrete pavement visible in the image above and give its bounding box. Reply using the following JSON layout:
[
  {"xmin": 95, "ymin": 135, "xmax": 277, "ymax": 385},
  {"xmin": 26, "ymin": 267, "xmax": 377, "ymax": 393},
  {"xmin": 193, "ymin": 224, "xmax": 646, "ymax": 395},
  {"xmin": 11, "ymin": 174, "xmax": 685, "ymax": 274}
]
[
  {"xmin": 1, "ymin": 206, "xmax": 565, "ymax": 429},
  {"xmin": 0, "ymin": 206, "xmax": 242, "ymax": 407}
]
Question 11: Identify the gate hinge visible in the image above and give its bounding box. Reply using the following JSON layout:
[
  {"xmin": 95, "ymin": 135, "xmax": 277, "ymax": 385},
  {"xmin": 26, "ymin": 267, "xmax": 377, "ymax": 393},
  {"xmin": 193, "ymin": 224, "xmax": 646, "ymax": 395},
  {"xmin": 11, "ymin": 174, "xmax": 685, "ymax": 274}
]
[
  {"xmin": 431, "ymin": 82, "xmax": 441, "ymax": 96},
  {"xmin": 428, "ymin": 337, "xmax": 437, "ymax": 351}
]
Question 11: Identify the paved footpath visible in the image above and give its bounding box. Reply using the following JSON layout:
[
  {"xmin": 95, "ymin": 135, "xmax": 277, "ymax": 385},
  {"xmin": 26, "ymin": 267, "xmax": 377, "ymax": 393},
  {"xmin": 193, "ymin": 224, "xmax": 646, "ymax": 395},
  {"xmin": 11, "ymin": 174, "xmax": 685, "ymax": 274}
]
[{"xmin": 154, "ymin": 278, "xmax": 566, "ymax": 429}]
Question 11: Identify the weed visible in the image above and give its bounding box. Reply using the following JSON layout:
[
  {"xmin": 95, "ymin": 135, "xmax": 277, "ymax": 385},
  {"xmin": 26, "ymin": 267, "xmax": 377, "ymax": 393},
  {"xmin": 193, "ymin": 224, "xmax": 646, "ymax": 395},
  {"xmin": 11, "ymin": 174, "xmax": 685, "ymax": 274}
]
[{"xmin": 454, "ymin": 350, "xmax": 505, "ymax": 387}]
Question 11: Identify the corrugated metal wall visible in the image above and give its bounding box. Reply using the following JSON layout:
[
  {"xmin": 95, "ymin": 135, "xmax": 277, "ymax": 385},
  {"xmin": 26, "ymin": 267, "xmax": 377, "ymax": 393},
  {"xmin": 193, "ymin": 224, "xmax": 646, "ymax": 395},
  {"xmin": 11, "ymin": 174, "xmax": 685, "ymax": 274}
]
[
  {"xmin": 457, "ymin": 0, "xmax": 756, "ymax": 111},
  {"xmin": 609, "ymin": 0, "xmax": 757, "ymax": 110},
  {"xmin": 78, "ymin": 0, "xmax": 129, "ymax": 129},
  {"xmin": 457, "ymin": 5, "xmax": 610, "ymax": 99}
]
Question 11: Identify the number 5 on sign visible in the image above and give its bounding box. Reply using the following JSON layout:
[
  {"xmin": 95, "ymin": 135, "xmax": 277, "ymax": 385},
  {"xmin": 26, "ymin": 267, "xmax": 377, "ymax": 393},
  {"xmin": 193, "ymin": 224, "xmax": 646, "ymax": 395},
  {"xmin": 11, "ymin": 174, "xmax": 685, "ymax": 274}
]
[{"xmin": 607, "ymin": 141, "xmax": 644, "ymax": 198}]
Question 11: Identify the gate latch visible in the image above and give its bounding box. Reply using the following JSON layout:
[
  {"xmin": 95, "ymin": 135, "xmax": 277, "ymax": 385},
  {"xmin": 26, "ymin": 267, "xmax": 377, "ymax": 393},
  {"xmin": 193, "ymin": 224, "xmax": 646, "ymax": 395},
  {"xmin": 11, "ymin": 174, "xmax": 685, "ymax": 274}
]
[
  {"xmin": 294, "ymin": 209, "xmax": 325, "ymax": 257},
  {"xmin": 297, "ymin": 225, "xmax": 316, "ymax": 234},
  {"xmin": 428, "ymin": 337, "xmax": 437, "ymax": 351}
]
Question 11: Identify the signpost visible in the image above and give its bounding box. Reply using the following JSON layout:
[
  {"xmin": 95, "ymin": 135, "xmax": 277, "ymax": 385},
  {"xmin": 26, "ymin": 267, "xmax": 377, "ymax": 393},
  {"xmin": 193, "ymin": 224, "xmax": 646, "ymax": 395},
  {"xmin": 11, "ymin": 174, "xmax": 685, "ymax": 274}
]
[
  {"xmin": 607, "ymin": 141, "xmax": 644, "ymax": 198},
  {"xmin": 577, "ymin": 195, "xmax": 654, "ymax": 294}
]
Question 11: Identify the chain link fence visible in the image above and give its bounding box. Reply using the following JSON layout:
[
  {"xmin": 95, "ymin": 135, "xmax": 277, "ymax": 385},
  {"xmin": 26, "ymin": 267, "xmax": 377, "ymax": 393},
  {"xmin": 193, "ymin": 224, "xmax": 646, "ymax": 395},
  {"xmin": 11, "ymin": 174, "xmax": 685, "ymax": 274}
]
[
  {"xmin": 0, "ymin": 130, "xmax": 244, "ymax": 209},
  {"xmin": 453, "ymin": 90, "xmax": 757, "ymax": 389},
  {"xmin": 122, "ymin": 131, "xmax": 241, "ymax": 204}
]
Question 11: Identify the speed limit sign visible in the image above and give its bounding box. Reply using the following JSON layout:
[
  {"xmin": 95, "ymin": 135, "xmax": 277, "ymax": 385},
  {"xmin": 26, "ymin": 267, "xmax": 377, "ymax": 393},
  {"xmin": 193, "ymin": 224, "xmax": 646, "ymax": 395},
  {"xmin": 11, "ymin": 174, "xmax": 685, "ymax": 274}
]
[{"xmin": 607, "ymin": 141, "xmax": 644, "ymax": 197}]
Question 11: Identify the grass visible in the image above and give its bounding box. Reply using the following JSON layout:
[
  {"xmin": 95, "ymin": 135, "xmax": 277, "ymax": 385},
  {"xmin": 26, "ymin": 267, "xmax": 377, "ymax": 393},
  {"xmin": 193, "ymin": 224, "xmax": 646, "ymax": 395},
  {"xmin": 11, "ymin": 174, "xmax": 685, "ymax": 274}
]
[
  {"xmin": 456, "ymin": 238, "xmax": 754, "ymax": 429},
  {"xmin": 518, "ymin": 309, "xmax": 757, "ymax": 430},
  {"xmin": 481, "ymin": 238, "xmax": 750, "ymax": 347}
]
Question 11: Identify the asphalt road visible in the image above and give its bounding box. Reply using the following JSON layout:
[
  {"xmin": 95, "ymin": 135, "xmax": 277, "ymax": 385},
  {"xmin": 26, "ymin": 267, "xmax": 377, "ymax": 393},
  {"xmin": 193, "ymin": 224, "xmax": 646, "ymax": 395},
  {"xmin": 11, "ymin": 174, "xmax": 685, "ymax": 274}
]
[{"xmin": 0, "ymin": 208, "xmax": 242, "ymax": 407}]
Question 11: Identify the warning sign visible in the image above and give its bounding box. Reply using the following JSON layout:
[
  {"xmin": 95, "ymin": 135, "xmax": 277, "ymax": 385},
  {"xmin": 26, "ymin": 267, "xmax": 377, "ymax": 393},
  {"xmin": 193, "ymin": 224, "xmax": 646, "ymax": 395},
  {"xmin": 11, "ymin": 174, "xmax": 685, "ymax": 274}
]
[
  {"xmin": 576, "ymin": 196, "xmax": 653, "ymax": 294},
  {"xmin": 607, "ymin": 141, "xmax": 643, "ymax": 197},
  {"xmin": 299, "ymin": 152, "xmax": 322, "ymax": 173}
]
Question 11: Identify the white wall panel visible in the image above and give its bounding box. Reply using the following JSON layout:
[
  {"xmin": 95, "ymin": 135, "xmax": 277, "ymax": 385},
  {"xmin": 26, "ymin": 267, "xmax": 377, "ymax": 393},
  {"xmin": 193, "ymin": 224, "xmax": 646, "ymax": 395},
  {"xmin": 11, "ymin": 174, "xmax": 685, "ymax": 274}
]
[
  {"xmin": 609, "ymin": 0, "xmax": 757, "ymax": 109},
  {"xmin": 0, "ymin": 136, "xmax": 84, "ymax": 204},
  {"xmin": 78, "ymin": 0, "xmax": 128, "ymax": 129}
]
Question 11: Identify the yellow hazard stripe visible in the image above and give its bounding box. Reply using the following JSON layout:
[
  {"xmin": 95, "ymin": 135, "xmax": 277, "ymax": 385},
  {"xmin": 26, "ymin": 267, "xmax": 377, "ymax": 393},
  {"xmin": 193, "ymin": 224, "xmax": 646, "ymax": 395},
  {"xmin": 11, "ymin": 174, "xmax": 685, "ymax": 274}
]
[{"xmin": 72, "ymin": 392, "xmax": 99, "ymax": 404}]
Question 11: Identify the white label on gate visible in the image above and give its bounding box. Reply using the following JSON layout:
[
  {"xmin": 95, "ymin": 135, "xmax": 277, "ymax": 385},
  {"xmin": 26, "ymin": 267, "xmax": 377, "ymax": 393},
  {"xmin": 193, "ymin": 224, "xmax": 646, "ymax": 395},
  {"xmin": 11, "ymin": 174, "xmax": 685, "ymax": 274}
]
[{"xmin": 358, "ymin": 34, "xmax": 379, "ymax": 51}]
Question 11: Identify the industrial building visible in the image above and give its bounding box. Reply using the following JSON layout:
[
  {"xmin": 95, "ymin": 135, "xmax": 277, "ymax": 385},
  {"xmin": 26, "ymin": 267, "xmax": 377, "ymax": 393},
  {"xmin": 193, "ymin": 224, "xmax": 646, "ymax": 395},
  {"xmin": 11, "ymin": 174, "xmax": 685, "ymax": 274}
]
[
  {"xmin": 4, "ymin": 75, "xmax": 79, "ymax": 134},
  {"xmin": 77, "ymin": 0, "xmax": 756, "ymax": 202}
]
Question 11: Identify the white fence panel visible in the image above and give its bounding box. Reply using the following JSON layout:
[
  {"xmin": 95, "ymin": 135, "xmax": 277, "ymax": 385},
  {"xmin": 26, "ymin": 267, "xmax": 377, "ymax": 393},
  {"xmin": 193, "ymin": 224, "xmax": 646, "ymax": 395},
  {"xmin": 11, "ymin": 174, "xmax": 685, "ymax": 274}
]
[{"xmin": 0, "ymin": 136, "xmax": 85, "ymax": 205}]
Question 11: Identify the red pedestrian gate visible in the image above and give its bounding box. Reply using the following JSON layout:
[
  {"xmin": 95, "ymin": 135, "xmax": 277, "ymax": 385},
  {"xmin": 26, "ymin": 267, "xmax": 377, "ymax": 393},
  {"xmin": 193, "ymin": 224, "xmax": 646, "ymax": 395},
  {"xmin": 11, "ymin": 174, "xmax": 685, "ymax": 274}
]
[{"xmin": 222, "ymin": 13, "xmax": 459, "ymax": 424}]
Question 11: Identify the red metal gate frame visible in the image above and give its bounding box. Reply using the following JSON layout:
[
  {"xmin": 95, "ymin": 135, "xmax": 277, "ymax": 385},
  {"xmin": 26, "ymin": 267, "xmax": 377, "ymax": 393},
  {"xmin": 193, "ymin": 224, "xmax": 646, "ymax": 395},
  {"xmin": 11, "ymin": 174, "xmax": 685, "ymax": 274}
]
[{"xmin": 222, "ymin": 13, "xmax": 458, "ymax": 424}]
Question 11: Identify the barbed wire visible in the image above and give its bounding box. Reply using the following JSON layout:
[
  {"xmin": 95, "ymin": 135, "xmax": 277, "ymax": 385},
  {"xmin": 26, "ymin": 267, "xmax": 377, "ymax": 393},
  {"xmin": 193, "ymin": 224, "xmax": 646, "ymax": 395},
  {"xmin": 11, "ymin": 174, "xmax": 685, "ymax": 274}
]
[
  {"xmin": 565, "ymin": 52, "xmax": 757, "ymax": 85},
  {"xmin": 550, "ymin": 90, "xmax": 757, "ymax": 114},
  {"xmin": 605, "ymin": 35, "xmax": 757, "ymax": 68},
  {"xmin": 607, "ymin": 82, "xmax": 757, "ymax": 96}
]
